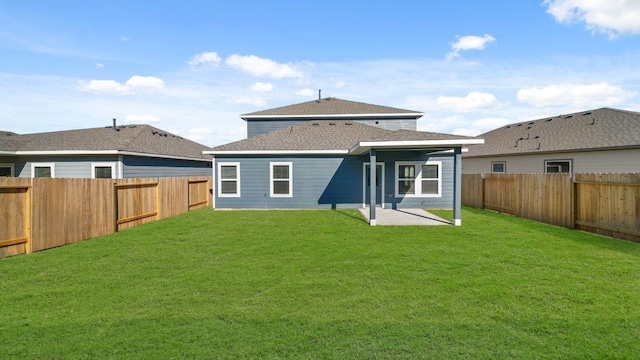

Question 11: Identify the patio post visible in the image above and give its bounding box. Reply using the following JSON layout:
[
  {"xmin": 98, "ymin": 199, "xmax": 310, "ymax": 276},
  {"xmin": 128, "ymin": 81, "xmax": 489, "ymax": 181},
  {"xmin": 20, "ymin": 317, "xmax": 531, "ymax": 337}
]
[
  {"xmin": 453, "ymin": 147, "xmax": 462, "ymax": 225},
  {"xmin": 369, "ymin": 149, "xmax": 377, "ymax": 226}
]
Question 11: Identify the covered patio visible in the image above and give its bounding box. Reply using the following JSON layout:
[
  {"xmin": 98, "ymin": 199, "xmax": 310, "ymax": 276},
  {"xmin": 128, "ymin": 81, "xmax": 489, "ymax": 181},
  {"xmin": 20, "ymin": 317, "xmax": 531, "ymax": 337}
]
[{"xmin": 359, "ymin": 208, "xmax": 451, "ymax": 226}]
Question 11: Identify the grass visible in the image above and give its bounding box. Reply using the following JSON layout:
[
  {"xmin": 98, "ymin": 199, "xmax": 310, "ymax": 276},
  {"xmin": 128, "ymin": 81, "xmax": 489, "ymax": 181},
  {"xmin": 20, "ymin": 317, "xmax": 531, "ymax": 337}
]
[{"xmin": 1, "ymin": 207, "xmax": 639, "ymax": 359}]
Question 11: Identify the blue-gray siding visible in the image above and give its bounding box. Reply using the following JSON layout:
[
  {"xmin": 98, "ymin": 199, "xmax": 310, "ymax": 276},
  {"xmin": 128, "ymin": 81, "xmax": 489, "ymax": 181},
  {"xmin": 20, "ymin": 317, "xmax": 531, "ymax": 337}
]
[
  {"xmin": 215, "ymin": 151, "xmax": 454, "ymax": 209},
  {"xmin": 247, "ymin": 118, "xmax": 418, "ymax": 137},
  {"xmin": 122, "ymin": 156, "xmax": 211, "ymax": 177},
  {"xmin": 14, "ymin": 155, "xmax": 120, "ymax": 178},
  {"xmin": 9, "ymin": 155, "xmax": 210, "ymax": 178}
]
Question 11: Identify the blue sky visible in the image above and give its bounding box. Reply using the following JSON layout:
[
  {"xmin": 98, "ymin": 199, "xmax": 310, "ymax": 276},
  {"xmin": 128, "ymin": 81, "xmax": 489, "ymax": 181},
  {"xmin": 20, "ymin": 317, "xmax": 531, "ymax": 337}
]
[{"xmin": 1, "ymin": 0, "xmax": 640, "ymax": 146}]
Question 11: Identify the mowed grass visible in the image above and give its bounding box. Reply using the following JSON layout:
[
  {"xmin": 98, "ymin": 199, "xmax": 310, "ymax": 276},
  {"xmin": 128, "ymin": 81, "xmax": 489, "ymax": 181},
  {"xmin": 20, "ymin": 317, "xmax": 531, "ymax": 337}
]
[{"xmin": 1, "ymin": 208, "xmax": 639, "ymax": 359}]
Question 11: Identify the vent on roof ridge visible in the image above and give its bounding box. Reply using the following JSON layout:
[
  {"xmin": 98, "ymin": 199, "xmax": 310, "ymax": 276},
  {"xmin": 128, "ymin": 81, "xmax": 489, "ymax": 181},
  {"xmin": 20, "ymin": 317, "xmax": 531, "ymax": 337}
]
[
  {"xmin": 545, "ymin": 118, "xmax": 553, "ymax": 122},
  {"xmin": 564, "ymin": 115, "xmax": 573, "ymax": 119},
  {"xmin": 505, "ymin": 125, "xmax": 511, "ymax": 129},
  {"xmin": 345, "ymin": 122, "xmax": 353, "ymax": 125},
  {"xmin": 528, "ymin": 122, "xmax": 534, "ymax": 125},
  {"xmin": 515, "ymin": 124, "xmax": 522, "ymax": 127},
  {"xmin": 583, "ymin": 111, "xmax": 592, "ymax": 116},
  {"xmin": 311, "ymin": 122, "xmax": 319, "ymax": 125},
  {"xmin": 328, "ymin": 122, "xmax": 336, "ymax": 125}
]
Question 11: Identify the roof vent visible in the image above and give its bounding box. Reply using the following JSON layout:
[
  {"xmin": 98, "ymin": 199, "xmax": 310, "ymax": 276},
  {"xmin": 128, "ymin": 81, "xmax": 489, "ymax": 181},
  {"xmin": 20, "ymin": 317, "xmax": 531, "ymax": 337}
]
[
  {"xmin": 583, "ymin": 111, "xmax": 592, "ymax": 116},
  {"xmin": 505, "ymin": 125, "xmax": 511, "ymax": 129},
  {"xmin": 564, "ymin": 115, "xmax": 573, "ymax": 119},
  {"xmin": 345, "ymin": 122, "xmax": 353, "ymax": 125},
  {"xmin": 528, "ymin": 122, "xmax": 534, "ymax": 125},
  {"xmin": 311, "ymin": 122, "xmax": 319, "ymax": 126},
  {"xmin": 515, "ymin": 124, "xmax": 522, "ymax": 127},
  {"xmin": 329, "ymin": 122, "xmax": 336, "ymax": 125},
  {"xmin": 545, "ymin": 118, "xmax": 553, "ymax": 122}
]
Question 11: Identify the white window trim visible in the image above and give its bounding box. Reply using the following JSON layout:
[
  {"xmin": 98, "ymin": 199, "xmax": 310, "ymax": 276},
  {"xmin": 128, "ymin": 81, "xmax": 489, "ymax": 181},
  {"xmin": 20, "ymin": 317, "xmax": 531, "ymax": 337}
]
[
  {"xmin": 31, "ymin": 162, "xmax": 55, "ymax": 178},
  {"xmin": 218, "ymin": 162, "xmax": 240, "ymax": 198},
  {"xmin": 270, "ymin": 162, "xmax": 293, "ymax": 198},
  {"xmin": 362, "ymin": 162, "xmax": 385, "ymax": 208},
  {"xmin": 544, "ymin": 159, "xmax": 572, "ymax": 174},
  {"xmin": 0, "ymin": 163, "xmax": 15, "ymax": 177},
  {"xmin": 395, "ymin": 161, "xmax": 442, "ymax": 198},
  {"xmin": 91, "ymin": 162, "xmax": 117, "ymax": 179},
  {"xmin": 491, "ymin": 161, "xmax": 506, "ymax": 173}
]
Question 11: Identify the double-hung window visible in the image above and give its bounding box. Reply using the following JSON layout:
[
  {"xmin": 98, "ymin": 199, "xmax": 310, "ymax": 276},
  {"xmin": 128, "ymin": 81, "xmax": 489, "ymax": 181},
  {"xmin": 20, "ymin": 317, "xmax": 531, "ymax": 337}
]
[
  {"xmin": 270, "ymin": 162, "xmax": 292, "ymax": 197},
  {"xmin": 92, "ymin": 162, "xmax": 116, "ymax": 179},
  {"xmin": 395, "ymin": 161, "xmax": 441, "ymax": 197},
  {"xmin": 545, "ymin": 160, "xmax": 571, "ymax": 174},
  {"xmin": 218, "ymin": 162, "xmax": 240, "ymax": 197},
  {"xmin": 0, "ymin": 164, "xmax": 14, "ymax": 177},
  {"xmin": 31, "ymin": 163, "xmax": 55, "ymax": 178}
]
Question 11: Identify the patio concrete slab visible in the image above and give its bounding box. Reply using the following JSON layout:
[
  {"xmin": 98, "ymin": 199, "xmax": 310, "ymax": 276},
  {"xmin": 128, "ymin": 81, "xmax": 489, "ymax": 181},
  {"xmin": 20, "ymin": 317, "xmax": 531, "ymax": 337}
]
[{"xmin": 359, "ymin": 208, "xmax": 452, "ymax": 226}]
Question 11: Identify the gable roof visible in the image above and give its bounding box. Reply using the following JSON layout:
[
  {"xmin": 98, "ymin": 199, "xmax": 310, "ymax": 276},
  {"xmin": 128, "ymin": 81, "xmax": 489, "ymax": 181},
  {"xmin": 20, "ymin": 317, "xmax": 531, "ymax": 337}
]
[
  {"xmin": 206, "ymin": 121, "xmax": 482, "ymax": 155},
  {"xmin": 241, "ymin": 97, "xmax": 423, "ymax": 119},
  {"xmin": 465, "ymin": 108, "xmax": 640, "ymax": 158},
  {"xmin": 0, "ymin": 125, "xmax": 211, "ymax": 160}
]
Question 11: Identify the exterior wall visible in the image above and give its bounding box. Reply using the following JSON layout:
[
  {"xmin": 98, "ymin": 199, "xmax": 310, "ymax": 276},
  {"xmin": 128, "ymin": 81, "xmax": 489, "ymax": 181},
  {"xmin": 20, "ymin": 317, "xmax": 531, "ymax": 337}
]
[
  {"xmin": 463, "ymin": 148, "xmax": 640, "ymax": 174},
  {"xmin": 247, "ymin": 117, "xmax": 418, "ymax": 137},
  {"xmin": 14, "ymin": 155, "xmax": 120, "ymax": 178},
  {"xmin": 214, "ymin": 151, "xmax": 454, "ymax": 209},
  {"xmin": 122, "ymin": 156, "xmax": 211, "ymax": 178}
]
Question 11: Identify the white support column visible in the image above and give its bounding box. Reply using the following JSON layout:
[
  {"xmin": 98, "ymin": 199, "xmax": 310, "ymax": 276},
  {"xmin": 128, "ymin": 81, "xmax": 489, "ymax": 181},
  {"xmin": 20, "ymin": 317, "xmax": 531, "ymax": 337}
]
[
  {"xmin": 369, "ymin": 149, "xmax": 377, "ymax": 226},
  {"xmin": 211, "ymin": 155, "xmax": 216, "ymax": 209},
  {"xmin": 453, "ymin": 147, "xmax": 462, "ymax": 226}
]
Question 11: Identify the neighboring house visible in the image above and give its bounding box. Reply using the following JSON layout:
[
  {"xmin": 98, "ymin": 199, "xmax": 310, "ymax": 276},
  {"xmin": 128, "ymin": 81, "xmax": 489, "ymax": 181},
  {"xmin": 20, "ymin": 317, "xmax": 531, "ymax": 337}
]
[
  {"xmin": 0, "ymin": 123, "xmax": 212, "ymax": 178},
  {"xmin": 205, "ymin": 97, "xmax": 483, "ymax": 226},
  {"xmin": 463, "ymin": 108, "xmax": 640, "ymax": 175}
]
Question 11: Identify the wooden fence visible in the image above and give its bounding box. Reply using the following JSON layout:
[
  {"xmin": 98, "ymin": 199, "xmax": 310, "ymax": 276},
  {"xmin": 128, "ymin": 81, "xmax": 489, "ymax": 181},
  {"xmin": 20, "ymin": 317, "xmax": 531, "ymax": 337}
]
[
  {"xmin": 463, "ymin": 173, "xmax": 640, "ymax": 242},
  {"xmin": 0, "ymin": 177, "xmax": 212, "ymax": 258}
]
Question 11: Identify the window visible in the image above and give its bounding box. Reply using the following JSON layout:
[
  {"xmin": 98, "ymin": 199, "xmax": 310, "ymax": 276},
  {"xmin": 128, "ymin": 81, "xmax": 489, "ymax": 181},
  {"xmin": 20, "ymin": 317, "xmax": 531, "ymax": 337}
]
[
  {"xmin": 31, "ymin": 163, "xmax": 55, "ymax": 178},
  {"xmin": 270, "ymin": 162, "xmax": 292, "ymax": 197},
  {"xmin": 492, "ymin": 161, "xmax": 506, "ymax": 173},
  {"xmin": 395, "ymin": 161, "xmax": 441, "ymax": 197},
  {"xmin": 0, "ymin": 164, "xmax": 14, "ymax": 177},
  {"xmin": 218, "ymin": 162, "xmax": 240, "ymax": 197},
  {"xmin": 545, "ymin": 160, "xmax": 571, "ymax": 174},
  {"xmin": 91, "ymin": 162, "xmax": 116, "ymax": 179}
]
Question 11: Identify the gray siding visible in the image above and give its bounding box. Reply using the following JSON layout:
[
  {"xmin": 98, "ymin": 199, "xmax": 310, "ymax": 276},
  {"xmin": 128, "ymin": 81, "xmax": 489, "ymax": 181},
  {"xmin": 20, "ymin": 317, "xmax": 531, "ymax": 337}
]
[
  {"xmin": 15, "ymin": 155, "xmax": 120, "ymax": 178},
  {"xmin": 122, "ymin": 156, "xmax": 211, "ymax": 178},
  {"xmin": 247, "ymin": 117, "xmax": 418, "ymax": 137},
  {"xmin": 215, "ymin": 151, "xmax": 455, "ymax": 209},
  {"xmin": 462, "ymin": 148, "xmax": 640, "ymax": 174}
]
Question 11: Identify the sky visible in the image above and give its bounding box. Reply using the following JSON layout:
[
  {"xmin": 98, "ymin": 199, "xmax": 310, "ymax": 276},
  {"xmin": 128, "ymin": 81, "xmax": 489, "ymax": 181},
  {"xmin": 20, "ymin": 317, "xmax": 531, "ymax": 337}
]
[{"xmin": 1, "ymin": 0, "xmax": 640, "ymax": 147}]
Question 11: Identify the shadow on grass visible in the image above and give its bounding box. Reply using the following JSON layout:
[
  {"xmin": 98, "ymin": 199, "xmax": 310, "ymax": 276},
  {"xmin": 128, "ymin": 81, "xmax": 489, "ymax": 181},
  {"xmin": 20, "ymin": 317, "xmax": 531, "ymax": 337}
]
[
  {"xmin": 464, "ymin": 207, "xmax": 640, "ymax": 257},
  {"xmin": 332, "ymin": 209, "xmax": 369, "ymax": 225}
]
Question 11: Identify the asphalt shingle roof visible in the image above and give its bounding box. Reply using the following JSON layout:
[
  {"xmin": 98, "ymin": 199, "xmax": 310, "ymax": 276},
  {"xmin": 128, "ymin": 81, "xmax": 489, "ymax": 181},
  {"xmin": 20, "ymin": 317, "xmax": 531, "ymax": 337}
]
[
  {"xmin": 1, "ymin": 125, "xmax": 211, "ymax": 160},
  {"xmin": 210, "ymin": 121, "xmax": 478, "ymax": 152},
  {"xmin": 465, "ymin": 108, "xmax": 640, "ymax": 157},
  {"xmin": 241, "ymin": 97, "xmax": 422, "ymax": 118}
]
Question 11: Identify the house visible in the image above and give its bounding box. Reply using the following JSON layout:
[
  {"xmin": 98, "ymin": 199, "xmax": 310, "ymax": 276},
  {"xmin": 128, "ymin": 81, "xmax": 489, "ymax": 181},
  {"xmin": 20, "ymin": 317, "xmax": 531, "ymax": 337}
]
[
  {"xmin": 0, "ymin": 122, "xmax": 212, "ymax": 178},
  {"xmin": 204, "ymin": 97, "xmax": 483, "ymax": 226},
  {"xmin": 463, "ymin": 108, "xmax": 640, "ymax": 175}
]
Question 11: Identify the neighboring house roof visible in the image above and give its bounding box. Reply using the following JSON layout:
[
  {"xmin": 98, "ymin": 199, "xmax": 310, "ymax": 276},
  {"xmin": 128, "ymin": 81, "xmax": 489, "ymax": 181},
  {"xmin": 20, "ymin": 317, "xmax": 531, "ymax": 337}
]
[
  {"xmin": 206, "ymin": 121, "xmax": 482, "ymax": 155},
  {"xmin": 465, "ymin": 108, "xmax": 640, "ymax": 158},
  {"xmin": 241, "ymin": 97, "xmax": 423, "ymax": 119},
  {"xmin": 0, "ymin": 125, "xmax": 211, "ymax": 161}
]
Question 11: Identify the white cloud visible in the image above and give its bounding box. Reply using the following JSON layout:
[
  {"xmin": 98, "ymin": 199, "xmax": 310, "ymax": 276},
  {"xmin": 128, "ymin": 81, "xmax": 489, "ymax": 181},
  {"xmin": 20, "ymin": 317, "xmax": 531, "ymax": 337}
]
[
  {"xmin": 188, "ymin": 52, "xmax": 222, "ymax": 67},
  {"xmin": 296, "ymin": 88, "xmax": 315, "ymax": 97},
  {"xmin": 435, "ymin": 92, "xmax": 501, "ymax": 111},
  {"xmin": 124, "ymin": 114, "xmax": 160, "ymax": 123},
  {"xmin": 250, "ymin": 82, "xmax": 273, "ymax": 92},
  {"xmin": 447, "ymin": 34, "xmax": 495, "ymax": 60},
  {"xmin": 517, "ymin": 82, "xmax": 637, "ymax": 107},
  {"xmin": 96, "ymin": 63, "xmax": 104, "ymax": 68},
  {"xmin": 233, "ymin": 96, "xmax": 267, "ymax": 107},
  {"xmin": 120, "ymin": 36, "xmax": 130, "ymax": 42},
  {"xmin": 80, "ymin": 80, "xmax": 131, "ymax": 95},
  {"xmin": 543, "ymin": 0, "xmax": 640, "ymax": 38},
  {"xmin": 79, "ymin": 75, "xmax": 165, "ymax": 94},
  {"xmin": 125, "ymin": 75, "xmax": 165, "ymax": 89},
  {"xmin": 334, "ymin": 80, "xmax": 345, "ymax": 88},
  {"xmin": 225, "ymin": 54, "xmax": 303, "ymax": 78}
]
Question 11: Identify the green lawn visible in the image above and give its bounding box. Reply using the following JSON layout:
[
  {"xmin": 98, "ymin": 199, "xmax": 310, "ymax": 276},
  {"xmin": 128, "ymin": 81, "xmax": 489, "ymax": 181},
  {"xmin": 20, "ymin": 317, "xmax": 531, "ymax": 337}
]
[{"xmin": 1, "ymin": 207, "xmax": 639, "ymax": 359}]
